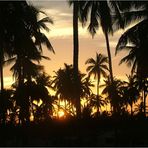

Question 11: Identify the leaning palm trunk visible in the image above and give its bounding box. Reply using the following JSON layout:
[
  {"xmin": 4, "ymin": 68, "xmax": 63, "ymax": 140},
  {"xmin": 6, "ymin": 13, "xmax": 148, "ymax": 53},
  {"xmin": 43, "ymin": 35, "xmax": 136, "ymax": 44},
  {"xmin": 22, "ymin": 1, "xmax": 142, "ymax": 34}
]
[
  {"xmin": 104, "ymin": 31, "xmax": 113, "ymax": 83},
  {"xmin": 73, "ymin": 1, "xmax": 81, "ymax": 119}
]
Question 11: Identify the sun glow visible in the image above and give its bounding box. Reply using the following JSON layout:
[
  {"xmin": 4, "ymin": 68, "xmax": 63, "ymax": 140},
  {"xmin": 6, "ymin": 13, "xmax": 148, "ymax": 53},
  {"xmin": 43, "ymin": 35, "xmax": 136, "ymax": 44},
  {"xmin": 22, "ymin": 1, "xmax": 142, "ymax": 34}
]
[{"xmin": 58, "ymin": 110, "xmax": 65, "ymax": 118}]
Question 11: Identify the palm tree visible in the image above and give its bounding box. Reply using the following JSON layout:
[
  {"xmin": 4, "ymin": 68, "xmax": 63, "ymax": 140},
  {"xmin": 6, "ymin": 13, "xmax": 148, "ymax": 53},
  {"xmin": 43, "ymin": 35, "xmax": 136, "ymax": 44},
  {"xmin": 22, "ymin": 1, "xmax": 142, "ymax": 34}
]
[
  {"xmin": 0, "ymin": 2, "xmax": 53, "ymax": 124},
  {"xmin": 15, "ymin": 6, "xmax": 53, "ymax": 85},
  {"xmin": 136, "ymin": 76, "xmax": 148, "ymax": 117},
  {"xmin": 0, "ymin": 89, "xmax": 14, "ymax": 124},
  {"xmin": 116, "ymin": 20, "xmax": 148, "ymax": 74},
  {"xmin": 122, "ymin": 75, "xmax": 139, "ymax": 116},
  {"xmin": 52, "ymin": 64, "xmax": 93, "ymax": 117},
  {"xmin": 115, "ymin": 3, "xmax": 148, "ymax": 111},
  {"xmin": 101, "ymin": 76, "xmax": 124, "ymax": 115},
  {"xmin": 81, "ymin": 104, "xmax": 92, "ymax": 119},
  {"xmin": 79, "ymin": 1, "xmax": 127, "ymax": 83},
  {"xmin": 79, "ymin": 1, "xmax": 141, "ymax": 83},
  {"xmin": 0, "ymin": 1, "xmax": 30, "ymax": 124},
  {"xmin": 8, "ymin": 4, "xmax": 53, "ymax": 124},
  {"xmin": 52, "ymin": 64, "xmax": 76, "ymax": 103},
  {"xmin": 89, "ymin": 93, "xmax": 107, "ymax": 116},
  {"xmin": 29, "ymin": 73, "xmax": 53, "ymax": 121},
  {"xmin": 134, "ymin": 102, "xmax": 144, "ymax": 117},
  {"xmin": 28, "ymin": 5, "xmax": 54, "ymax": 53},
  {"xmin": 115, "ymin": 2, "xmax": 148, "ymax": 117},
  {"xmin": 116, "ymin": 19, "xmax": 148, "ymax": 117},
  {"xmin": 85, "ymin": 53, "xmax": 108, "ymax": 115},
  {"xmin": 0, "ymin": 2, "xmax": 26, "ymax": 94},
  {"xmin": 69, "ymin": 0, "xmax": 82, "ymax": 118}
]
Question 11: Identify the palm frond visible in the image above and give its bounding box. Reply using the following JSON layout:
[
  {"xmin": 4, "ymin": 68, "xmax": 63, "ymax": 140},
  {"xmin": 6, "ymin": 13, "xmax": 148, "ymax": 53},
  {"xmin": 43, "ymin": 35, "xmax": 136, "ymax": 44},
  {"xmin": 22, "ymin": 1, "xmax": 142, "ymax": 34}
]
[
  {"xmin": 3, "ymin": 57, "xmax": 16, "ymax": 67},
  {"xmin": 85, "ymin": 58, "xmax": 96, "ymax": 65}
]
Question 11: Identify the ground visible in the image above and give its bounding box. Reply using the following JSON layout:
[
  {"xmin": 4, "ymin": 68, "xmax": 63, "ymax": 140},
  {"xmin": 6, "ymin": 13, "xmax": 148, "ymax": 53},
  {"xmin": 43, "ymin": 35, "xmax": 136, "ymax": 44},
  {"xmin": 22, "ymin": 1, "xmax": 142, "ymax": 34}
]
[{"xmin": 0, "ymin": 117, "xmax": 148, "ymax": 146}]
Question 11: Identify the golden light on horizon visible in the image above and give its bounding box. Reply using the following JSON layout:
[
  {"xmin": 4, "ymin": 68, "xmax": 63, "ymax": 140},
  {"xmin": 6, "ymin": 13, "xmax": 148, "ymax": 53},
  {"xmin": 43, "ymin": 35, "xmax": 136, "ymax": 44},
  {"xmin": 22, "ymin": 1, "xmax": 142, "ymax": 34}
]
[{"xmin": 58, "ymin": 109, "xmax": 65, "ymax": 118}]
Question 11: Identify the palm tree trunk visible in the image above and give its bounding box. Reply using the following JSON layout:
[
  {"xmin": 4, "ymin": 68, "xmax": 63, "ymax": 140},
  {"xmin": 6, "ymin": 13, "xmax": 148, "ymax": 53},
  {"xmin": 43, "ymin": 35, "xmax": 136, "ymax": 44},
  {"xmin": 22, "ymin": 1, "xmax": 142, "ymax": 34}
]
[
  {"xmin": 144, "ymin": 88, "xmax": 146, "ymax": 117},
  {"xmin": 58, "ymin": 99, "xmax": 60, "ymax": 118},
  {"xmin": 64, "ymin": 99, "xmax": 67, "ymax": 110},
  {"xmin": 18, "ymin": 57, "xmax": 23, "ymax": 87},
  {"xmin": 0, "ymin": 49, "xmax": 4, "ymax": 93},
  {"xmin": 104, "ymin": 31, "xmax": 113, "ymax": 83},
  {"xmin": 0, "ymin": 61, "xmax": 4, "ymax": 93},
  {"xmin": 17, "ymin": 56, "xmax": 25, "ymax": 124},
  {"xmin": 97, "ymin": 73, "xmax": 100, "ymax": 116},
  {"xmin": 130, "ymin": 102, "xmax": 133, "ymax": 116},
  {"xmin": 0, "ymin": 50, "xmax": 5, "ymax": 124},
  {"xmin": 73, "ymin": 1, "xmax": 81, "ymax": 119}
]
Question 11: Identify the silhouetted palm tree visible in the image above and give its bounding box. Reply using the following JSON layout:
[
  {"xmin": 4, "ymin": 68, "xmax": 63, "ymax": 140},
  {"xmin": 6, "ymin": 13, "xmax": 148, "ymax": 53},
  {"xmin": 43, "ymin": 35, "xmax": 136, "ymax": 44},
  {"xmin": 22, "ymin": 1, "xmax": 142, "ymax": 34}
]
[
  {"xmin": 116, "ymin": 18, "xmax": 148, "ymax": 117},
  {"xmin": 0, "ymin": 89, "xmax": 14, "ymax": 124},
  {"xmin": 7, "ymin": 4, "xmax": 54, "ymax": 124},
  {"xmin": 115, "ymin": 2, "xmax": 148, "ymax": 116},
  {"xmin": 79, "ymin": 1, "xmax": 126, "ymax": 83},
  {"xmin": 116, "ymin": 2, "xmax": 148, "ymax": 78},
  {"xmin": 69, "ymin": 0, "xmax": 82, "ymax": 118},
  {"xmin": 134, "ymin": 102, "xmax": 144, "ymax": 117},
  {"xmin": 89, "ymin": 93, "xmax": 107, "ymax": 116},
  {"xmin": 13, "ymin": 72, "xmax": 53, "ymax": 123},
  {"xmin": 28, "ymin": 5, "xmax": 54, "ymax": 53},
  {"xmin": 136, "ymin": 76, "xmax": 148, "ymax": 117},
  {"xmin": 123, "ymin": 75, "xmax": 139, "ymax": 116},
  {"xmin": 81, "ymin": 104, "xmax": 92, "ymax": 119},
  {"xmin": 116, "ymin": 20, "xmax": 148, "ymax": 75},
  {"xmin": 0, "ymin": 1, "xmax": 31, "ymax": 124},
  {"xmin": 0, "ymin": 1, "xmax": 28, "ymax": 93},
  {"xmin": 53, "ymin": 64, "xmax": 93, "ymax": 116},
  {"xmin": 101, "ymin": 76, "xmax": 124, "ymax": 115},
  {"xmin": 34, "ymin": 73, "xmax": 53, "ymax": 119},
  {"xmin": 85, "ymin": 53, "xmax": 108, "ymax": 115},
  {"xmin": 13, "ymin": 6, "xmax": 53, "ymax": 86}
]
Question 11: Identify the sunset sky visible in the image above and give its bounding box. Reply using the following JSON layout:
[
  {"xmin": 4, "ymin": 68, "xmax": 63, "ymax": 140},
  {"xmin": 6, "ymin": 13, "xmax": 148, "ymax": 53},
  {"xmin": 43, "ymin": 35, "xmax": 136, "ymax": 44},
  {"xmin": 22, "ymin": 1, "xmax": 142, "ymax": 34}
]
[{"xmin": 3, "ymin": 1, "xmax": 131, "ymax": 91}]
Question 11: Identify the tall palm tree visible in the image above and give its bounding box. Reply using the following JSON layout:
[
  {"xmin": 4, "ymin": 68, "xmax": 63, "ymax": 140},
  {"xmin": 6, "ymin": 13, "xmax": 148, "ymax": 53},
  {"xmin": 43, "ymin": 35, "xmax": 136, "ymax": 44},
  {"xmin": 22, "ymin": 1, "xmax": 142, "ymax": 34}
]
[
  {"xmin": 0, "ymin": 1, "xmax": 32, "ymax": 124},
  {"xmin": 69, "ymin": 0, "xmax": 81, "ymax": 118},
  {"xmin": 85, "ymin": 53, "xmax": 108, "ymax": 115},
  {"xmin": 79, "ymin": 1, "xmax": 139, "ymax": 83},
  {"xmin": 79, "ymin": 1, "xmax": 125, "ymax": 83},
  {"xmin": 9, "ymin": 4, "xmax": 53, "ymax": 124}
]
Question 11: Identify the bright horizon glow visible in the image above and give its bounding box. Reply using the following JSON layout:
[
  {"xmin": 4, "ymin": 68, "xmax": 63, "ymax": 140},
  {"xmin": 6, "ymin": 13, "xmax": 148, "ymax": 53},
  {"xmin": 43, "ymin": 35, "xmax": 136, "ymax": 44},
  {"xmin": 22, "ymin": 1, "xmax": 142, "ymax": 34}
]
[{"xmin": 58, "ymin": 109, "xmax": 65, "ymax": 118}]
